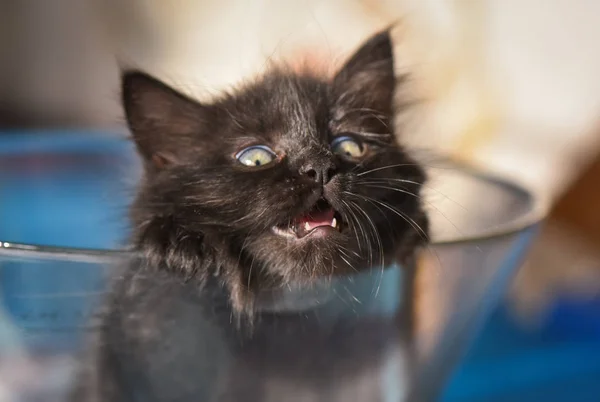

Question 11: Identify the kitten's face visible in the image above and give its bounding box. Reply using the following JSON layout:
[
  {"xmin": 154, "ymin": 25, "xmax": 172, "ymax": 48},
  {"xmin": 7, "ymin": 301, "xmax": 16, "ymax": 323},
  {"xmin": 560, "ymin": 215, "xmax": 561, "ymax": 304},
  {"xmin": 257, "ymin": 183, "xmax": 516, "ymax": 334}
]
[{"xmin": 125, "ymin": 31, "xmax": 428, "ymax": 291}]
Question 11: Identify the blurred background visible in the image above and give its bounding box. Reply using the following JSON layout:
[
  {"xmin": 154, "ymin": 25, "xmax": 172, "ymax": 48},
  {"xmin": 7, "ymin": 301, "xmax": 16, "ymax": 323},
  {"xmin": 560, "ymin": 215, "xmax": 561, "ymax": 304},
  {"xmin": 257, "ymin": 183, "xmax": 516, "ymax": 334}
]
[{"xmin": 1, "ymin": 0, "xmax": 599, "ymax": 401}]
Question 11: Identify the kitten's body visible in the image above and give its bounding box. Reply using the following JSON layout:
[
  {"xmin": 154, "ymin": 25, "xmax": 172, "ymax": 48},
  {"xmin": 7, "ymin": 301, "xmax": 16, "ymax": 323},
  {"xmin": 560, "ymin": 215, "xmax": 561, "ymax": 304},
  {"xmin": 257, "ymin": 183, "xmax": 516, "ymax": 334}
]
[
  {"xmin": 73, "ymin": 31, "xmax": 428, "ymax": 401},
  {"xmin": 73, "ymin": 260, "xmax": 416, "ymax": 402}
]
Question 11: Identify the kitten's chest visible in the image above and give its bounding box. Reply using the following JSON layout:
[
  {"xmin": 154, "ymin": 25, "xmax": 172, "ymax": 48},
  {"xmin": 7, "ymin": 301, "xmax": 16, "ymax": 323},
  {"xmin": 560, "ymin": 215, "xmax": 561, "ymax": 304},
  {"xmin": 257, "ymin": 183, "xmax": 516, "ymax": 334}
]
[{"xmin": 113, "ymin": 267, "xmax": 413, "ymax": 402}]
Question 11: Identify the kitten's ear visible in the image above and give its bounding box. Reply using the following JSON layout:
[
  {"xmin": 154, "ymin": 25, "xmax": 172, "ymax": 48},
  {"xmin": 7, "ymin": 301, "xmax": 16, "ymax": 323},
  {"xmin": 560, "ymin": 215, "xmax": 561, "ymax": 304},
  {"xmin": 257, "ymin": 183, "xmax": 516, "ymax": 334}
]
[
  {"xmin": 332, "ymin": 30, "xmax": 395, "ymax": 115},
  {"xmin": 122, "ymin": 71, "xmax": 204, "ymax": 169}
]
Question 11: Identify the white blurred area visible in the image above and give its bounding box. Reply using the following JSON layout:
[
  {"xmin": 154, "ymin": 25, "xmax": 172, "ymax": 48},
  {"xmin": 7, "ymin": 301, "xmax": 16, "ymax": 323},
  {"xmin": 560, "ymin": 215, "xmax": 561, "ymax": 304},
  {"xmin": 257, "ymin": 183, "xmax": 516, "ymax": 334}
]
[{"xmin": 3, "ymin": 0, "xmax": 600, "ymax": 203}]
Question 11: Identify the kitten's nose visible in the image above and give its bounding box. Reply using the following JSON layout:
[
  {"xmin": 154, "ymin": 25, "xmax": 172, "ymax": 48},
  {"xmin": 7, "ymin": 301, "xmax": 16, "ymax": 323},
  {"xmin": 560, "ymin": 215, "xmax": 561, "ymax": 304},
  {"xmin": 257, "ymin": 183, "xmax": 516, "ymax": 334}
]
[{"xmin": 299, "ymin": 161, "xmax": 337, "ymax": 184}]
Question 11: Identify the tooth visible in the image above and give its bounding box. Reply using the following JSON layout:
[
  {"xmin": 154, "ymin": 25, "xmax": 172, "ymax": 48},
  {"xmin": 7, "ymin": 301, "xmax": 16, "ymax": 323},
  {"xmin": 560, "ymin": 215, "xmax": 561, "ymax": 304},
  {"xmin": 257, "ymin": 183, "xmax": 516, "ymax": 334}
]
[
  {"xmin": 304, "ymin": 222, "xmax": 311, "ymax": 231},
  {"xmin": 331, "ymin": 217, "xmax": 337, "ymax": 228}
]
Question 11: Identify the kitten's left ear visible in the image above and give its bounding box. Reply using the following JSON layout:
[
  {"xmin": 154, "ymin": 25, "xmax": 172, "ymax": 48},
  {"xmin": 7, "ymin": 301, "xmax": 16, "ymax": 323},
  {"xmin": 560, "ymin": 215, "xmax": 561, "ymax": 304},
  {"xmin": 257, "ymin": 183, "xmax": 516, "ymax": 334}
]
[
  {"xmin": 122, "ymin": 71, "xmax": 206, "ymax": 169},
  {"xmin": 332, "ymin": 30, "xmax": 396, "ymax": 115}
]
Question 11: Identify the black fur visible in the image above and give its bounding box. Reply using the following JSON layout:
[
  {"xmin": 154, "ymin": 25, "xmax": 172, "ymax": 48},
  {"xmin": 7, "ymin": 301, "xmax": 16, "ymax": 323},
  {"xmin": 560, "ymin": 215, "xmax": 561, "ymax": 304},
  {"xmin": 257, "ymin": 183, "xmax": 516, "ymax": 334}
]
[{"xmin": 72, "ymin": 30, "xmax": 429, "ymax": 402}]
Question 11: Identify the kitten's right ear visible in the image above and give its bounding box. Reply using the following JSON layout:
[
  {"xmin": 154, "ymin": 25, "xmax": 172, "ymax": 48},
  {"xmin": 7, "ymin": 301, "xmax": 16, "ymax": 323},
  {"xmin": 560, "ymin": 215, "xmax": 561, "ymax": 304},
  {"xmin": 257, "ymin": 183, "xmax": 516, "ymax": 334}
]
[
  {"xmin": 332, "ymin": 30, "xmax": 396, "ymax": 117},
  {"xmin": 122, "ymin": 71, "xmax": 204, "ymax": 169}
]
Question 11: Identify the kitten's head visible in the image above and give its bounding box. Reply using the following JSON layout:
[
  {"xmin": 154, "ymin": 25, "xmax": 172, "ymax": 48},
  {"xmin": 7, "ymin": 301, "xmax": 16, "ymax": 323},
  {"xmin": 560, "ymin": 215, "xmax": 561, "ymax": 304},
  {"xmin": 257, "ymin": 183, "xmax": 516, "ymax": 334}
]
[{"xmin": 124, "ymin": 30, "xmax": 428, "ymax": 305}]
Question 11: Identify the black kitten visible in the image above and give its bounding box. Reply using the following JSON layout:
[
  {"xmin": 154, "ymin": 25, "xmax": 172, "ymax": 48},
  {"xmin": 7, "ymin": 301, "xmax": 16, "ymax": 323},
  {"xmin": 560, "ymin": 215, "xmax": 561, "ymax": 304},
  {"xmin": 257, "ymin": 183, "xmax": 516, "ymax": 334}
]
[
  {"xmin": 125, "ymin": 30, "xmax": 427, "ymax": 314},
  {"xmin": 72, "ymin": 30, "xmax": 428, "ymax": 402}
]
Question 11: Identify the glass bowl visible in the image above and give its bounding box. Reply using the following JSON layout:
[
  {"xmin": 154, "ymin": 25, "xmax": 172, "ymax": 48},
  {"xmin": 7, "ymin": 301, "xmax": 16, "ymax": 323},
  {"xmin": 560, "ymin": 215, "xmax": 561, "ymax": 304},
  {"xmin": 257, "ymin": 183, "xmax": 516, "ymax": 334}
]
[{"xmin": 0, "ymin": 132, "xmax": 545, "ymax": 401}]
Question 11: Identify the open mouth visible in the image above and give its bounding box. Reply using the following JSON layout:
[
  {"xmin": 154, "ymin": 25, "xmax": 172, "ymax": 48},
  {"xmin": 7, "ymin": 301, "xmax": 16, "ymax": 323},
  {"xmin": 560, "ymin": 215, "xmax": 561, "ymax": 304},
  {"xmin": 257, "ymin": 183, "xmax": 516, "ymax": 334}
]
[{"xmin": 273, "ymin": 198, "xmax": 343, "ymax": 239}]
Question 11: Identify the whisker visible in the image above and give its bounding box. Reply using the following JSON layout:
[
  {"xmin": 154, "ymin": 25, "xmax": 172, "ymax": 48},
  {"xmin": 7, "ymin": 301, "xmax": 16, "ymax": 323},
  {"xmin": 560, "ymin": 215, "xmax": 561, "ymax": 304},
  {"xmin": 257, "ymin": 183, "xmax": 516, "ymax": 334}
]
[
  {"xmin": 338, "ymin": 107, "xmax": 387, "ymax": 119},
  {"xmin": 341, "ymin": 199, "xmax": 367, "ymax": 254},
  {"xmin": 338, "ymin": 253, "xmax": 357, "ymax": 273},
  {"xmin": 349, "ymin": 199, "xmax": 385, "ymax": 298},
  {"xmin": 357, "ymin": 177, "xmax": 471, "ymax": 212},
  {"xmin": 357, "ymin": 163, "xmax": 456, "ymax": 177},
  {"xmin": 339, "ymin": 244, "xmax": 361, "ymax": 259},
  {"xmin": 343, "ymin": 285, "xmax": 362, "ymax": 304},
  {"xmin": 357, "ymin": 183, "xmax": 420, "ymax": 199},
  {"xmin": 331, "ymin": 287, "xmax": 357, "ymax": 313},
  {"xmin": 352, "ymin": 131, "xmax": 393, "ymax": 140},
  {"xmin": 345, "ymin": 200, "xmax": 373, "ymax": 266},
  {"xmin": 345, "ymin": 191, "xmax": 442, "ymax": 270}
]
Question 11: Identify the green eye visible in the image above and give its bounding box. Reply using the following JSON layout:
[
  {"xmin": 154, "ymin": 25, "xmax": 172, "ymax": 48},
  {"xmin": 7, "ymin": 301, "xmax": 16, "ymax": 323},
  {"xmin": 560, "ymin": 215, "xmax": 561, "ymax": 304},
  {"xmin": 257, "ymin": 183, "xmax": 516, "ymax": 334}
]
[
  {"xmin": 331, "ymin": 136, "xmax": 366, "ymax": 159},
  {"xmin": 236, "ymin": 146, "xmax": 276, "ymax": 167}
]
